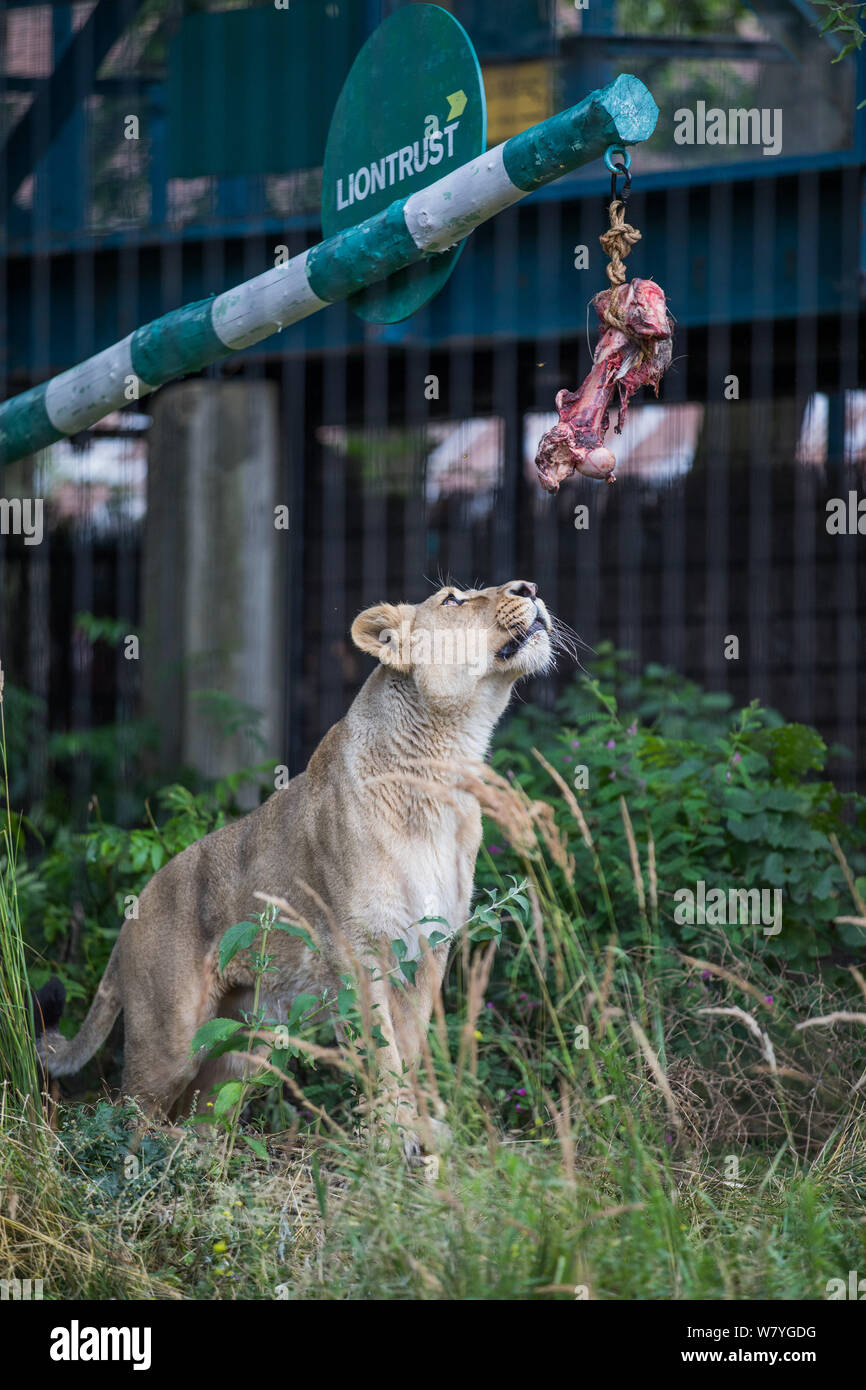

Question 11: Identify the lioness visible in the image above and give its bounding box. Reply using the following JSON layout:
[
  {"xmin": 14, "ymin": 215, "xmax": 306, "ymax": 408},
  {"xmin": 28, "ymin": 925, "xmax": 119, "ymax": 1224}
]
[{"xmin": 39, "ymin": 581, "xmax": 554, "ymax": 1153}]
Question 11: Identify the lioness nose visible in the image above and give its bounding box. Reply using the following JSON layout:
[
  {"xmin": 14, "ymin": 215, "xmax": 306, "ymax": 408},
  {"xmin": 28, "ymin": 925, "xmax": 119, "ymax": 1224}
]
[{"xmin": 507, "ymin": 581, "xmax": 537, "ymax": 600}]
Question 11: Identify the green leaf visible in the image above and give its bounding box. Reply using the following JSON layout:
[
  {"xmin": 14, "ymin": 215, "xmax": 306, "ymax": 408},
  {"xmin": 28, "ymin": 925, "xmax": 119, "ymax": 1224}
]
[
  {"xmin": 763, "ymin": 786, "xmax": 809, "ymax": 813},
  {"xmin": 311, "ymin": 1153, "xmax": 327, "ymax": 1218},
  {"xmin": 838, "ymin": 919, "xmax": 866, "ymax": 947},
  {"xmin": 762, "ymin": 852, "xmax": 787, "ymax": 882},
  {"xmin": 666, "ymin": 759, "xmax": 704, "ymax": 783},
  {"xmin": 754, "ymin": 724, "xmax": 826, "ymax": 783},
  {"xmin": 469, "ymin": 918, "xmax": 502, "ymax": 943},
  {"xmin": 219, "ymin": 920, "xmax": 261, "ymax": 972},
  {"xmin": 212, "ymin": 1081, "xmax": 244, "ymax": 1119},
  {"xmin": 286, "ymin": 992, "xmax": 319, "ymax": 1030},
  {"xmin": 242, "ymin": 1134, "xmax": 269, "ymax": 1160},
  {"xmin": 726, "ymin": 814, "xmax": 771, "ymax": 844},
  {"xmin": 811, "ymin": 867, "xmax": 840, "ymax": 900},
  {"xmin": 190, "ymin": 1017, "xmax": 244, "ymax": 1055}
]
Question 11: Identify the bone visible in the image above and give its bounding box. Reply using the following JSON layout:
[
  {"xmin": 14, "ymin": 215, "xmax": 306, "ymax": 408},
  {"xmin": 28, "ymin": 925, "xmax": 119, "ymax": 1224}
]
[{"xmin": 534, "ymin": 278, "xmax": 672, "ymax": 492}]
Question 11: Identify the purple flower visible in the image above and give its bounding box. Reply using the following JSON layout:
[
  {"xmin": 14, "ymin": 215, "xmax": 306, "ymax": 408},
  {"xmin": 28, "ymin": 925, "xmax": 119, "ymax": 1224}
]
[
  {"xmin": 563, "ymin": 755, "xmax": 572, "ymax": 763},
  {"xmin": 665, "ymin": 1133, "xmax": 673, "ymax": 1144},
  {"xmin": 701, "ymin": 970, "xmax": 712, "ymax": 980},
  {"xmin": 487, "ymin": 844, "xmax": 502, "ymax": 855},
  {"xmin": 609, "ymin": 771, "xmax": 616, "ymax": 780},
  {"xmin": 764, "ymin": 995, "xmax": 773, "ymax": 1005},
  {"xmin": 626, "ymin": 722, "xmax": 638, "ymax": 737},
  {"xmin": 732, "ymin": 752, "xmax": 742, "ymax": 764},
  {"xmin": 726, "ymin": 771, "xmax": 731, "ymax": 781},
  {"xmin": 606, "ymin": 739, "xmax": 616, "ymax": 749},
  {"xmin": 516, "ymin": 1087, "xmax": 527, "ymax": 1096},
  {"xmin": 571, "ymin": 739, "xmax": 580, "ymax": 748}
]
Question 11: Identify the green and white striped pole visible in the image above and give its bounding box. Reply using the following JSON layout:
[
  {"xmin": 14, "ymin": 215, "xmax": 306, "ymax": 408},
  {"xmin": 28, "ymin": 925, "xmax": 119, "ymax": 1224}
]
[{"xmin": 0, "ymin": 73, "xmax": 657, "ymax": 467}]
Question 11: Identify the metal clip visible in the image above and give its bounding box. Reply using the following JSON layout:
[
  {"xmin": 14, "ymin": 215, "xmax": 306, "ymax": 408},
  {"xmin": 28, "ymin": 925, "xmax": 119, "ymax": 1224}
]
[{"xmin": 604, "ymin": 145, "xmax": 632, "ymax": 205}]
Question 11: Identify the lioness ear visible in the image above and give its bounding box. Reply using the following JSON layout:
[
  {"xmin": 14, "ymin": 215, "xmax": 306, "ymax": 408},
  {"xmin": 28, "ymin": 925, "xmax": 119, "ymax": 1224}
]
[{"xmin": 351, "ymin": 602, "xmax": 415, "ymax": 672}]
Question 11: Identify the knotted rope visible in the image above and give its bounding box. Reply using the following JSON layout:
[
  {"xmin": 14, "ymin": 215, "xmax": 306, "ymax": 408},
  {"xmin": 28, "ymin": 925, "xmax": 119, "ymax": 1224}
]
[{"xmin": 597, "ymin": 198, "xmax": 642, "ymax": 333}]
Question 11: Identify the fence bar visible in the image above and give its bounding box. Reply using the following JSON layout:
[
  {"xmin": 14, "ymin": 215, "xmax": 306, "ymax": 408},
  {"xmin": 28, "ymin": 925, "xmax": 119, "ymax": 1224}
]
[{"xmin": 0, "ymin": 73, "xmax": 657, "ymax": 466}]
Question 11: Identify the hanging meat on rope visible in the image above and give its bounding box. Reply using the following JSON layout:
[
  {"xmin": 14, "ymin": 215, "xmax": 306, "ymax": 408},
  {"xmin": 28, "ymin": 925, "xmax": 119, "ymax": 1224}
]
[{"xmin": 534, "ymin": 153, "xmax": 674, "ymax": 492}]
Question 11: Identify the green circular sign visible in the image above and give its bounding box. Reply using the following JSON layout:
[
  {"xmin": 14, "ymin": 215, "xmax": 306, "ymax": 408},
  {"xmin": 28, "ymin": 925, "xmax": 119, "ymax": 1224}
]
[{"xmin": 321, "ymin": 4, "xmax": 486, "ymax": 324}]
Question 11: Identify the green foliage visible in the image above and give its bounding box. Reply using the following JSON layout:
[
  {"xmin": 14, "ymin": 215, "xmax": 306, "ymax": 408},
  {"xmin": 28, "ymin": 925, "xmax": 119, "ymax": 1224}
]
[
  {"xmin": 389, "ymin": 878, "xmax": 531, "ymax": 983},
  {"xmin": 1, "ymin": 683, "xmax": 47, "ymax": 809},
  {"xmin": 58, "ymin": 1100, "xmax": 178, "ymax": 1203},
  {"xmin": 617, "ymin": 0, "xmax": 749, "ymax": 36},
  {"xmin": 4, "ymin": 650, "xmax": 866, "ymax": 1301},
  {"xmin": 485, "ymin": 644, "xmax": 866, "ymax": 969},
  {"xmin": 190, "ymin": 905, "xmax": 335, "ymax": 1155},
  {"xmin": 191, "ymin": 689, "xmax": 267, "ymax": 751},
  {"xmin": 813, "ymin": 2, "xmax": 866, "ymax": 104},
  {"xmin": 815, "ymin": 2, "xmax": 866, "ymax": 61},
  {"xmin": 3, "ymin": 612, "xmax": 272, "ymax": 825},
  {"xmin": 18, "ymin": 769, "xmax": 273, "ymax": 1022},
  {"xmin": 74, "ymin": 611, "xmax": 132, "ymax": 648},
  {"xmin": 0, "ymin": 683, "xmax": 44, "ymax": 1120}
]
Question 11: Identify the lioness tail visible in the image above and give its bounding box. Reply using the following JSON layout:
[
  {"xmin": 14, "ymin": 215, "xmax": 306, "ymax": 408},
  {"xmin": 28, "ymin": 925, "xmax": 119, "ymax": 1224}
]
[{"xmin": 36, "ymin": 945, "xmax": 122, "ymax": 1078}]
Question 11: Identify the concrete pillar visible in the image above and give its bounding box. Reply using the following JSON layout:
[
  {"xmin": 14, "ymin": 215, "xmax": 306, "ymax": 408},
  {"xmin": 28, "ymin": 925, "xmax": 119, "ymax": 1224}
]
[{"xmin": 143, "ymin": 380, "xmax": 283, "ymax": 795}]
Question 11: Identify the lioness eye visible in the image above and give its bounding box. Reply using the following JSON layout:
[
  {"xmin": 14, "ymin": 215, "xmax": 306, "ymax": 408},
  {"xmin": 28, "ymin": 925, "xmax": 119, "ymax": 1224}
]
[{"xmin": 441, "ymin": 594, "xmax": 463, "ymax": 606}]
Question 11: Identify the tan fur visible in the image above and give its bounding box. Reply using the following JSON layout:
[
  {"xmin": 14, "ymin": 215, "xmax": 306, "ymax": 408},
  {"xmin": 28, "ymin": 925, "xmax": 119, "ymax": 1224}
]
[{"xmin": 40, "ymin": 581, "xmax": 554, "ymax": 1150}]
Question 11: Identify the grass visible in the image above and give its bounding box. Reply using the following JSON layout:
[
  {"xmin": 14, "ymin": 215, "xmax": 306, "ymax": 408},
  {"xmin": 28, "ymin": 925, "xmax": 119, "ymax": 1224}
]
[
  {"xmin": 0, "ymin": 1084, "xmax": 862, "ymax": 1300},
  {"xmin": 2, "ymin": 716, "xmax": 866, "ymax": 1299},
  {"xmin": 0, "ymin": 660, "xmax": 46, "ymax": 1136}
]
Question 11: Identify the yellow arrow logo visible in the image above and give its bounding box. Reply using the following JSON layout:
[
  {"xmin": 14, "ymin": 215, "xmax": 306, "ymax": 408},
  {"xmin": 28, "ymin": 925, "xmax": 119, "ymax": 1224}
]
[{"xmin": 446, "ymin": 89, "xmax": 467, "ymax": 120}]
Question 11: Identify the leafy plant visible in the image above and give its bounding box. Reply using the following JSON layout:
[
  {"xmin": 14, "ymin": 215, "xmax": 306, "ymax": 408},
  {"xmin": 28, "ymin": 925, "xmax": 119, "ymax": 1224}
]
[
  {"xmin": 4, "ymin": 649, "xmax": 866, "ymax": 1302},
  {"xmin": 189, "ymin": 903, "xmax": 329, "ymax": 1163},
  {"xmin": 815, "ymin": 2, "xmax": 866, "ymax": 61},
  {"xmin": 0, "ymin": 660, "xmax": 44, "ymax": 1121},
  {"xmin": 484, "ymin": 644, "xmax": 866, "ymax": 970},
  {"xmin": 74, "ymin": 611, "xmax": 133, "ymax": 648},
  {"xmin": 17, "ymin": 768, "xmax": 273, "ymax": 1036},
  {"xmin": 813, "ymin": 2, "xmax": 866, "ymax": 103}
]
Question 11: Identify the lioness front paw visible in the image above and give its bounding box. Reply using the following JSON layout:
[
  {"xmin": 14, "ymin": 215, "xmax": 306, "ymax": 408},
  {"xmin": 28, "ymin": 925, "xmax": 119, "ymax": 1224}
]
[
  {"xmin": 401, "ymin": 1127, "xmax": 423, "ymax": 1165},
  {"xmin": 419, "ymin": 1114, "xmax": 452, "ymax": 1152}
]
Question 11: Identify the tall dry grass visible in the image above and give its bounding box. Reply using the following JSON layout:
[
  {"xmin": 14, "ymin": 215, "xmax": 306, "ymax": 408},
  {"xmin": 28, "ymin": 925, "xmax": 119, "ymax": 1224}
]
[{"xmin": 1, "ymin": 743, "xmax": 866, "ymax": 1298}]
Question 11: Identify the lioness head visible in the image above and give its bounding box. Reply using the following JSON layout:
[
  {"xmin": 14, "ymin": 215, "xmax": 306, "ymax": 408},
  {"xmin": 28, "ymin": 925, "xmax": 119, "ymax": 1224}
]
[{"xmin": 350, "ymin": 580, "xmax": 556, "ymax": 708}]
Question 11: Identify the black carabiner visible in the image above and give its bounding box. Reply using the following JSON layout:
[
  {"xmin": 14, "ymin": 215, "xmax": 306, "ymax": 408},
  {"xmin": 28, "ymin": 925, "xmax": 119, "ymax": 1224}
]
[{"xmin": 609, "ymin": 162, "xmax": 632, "ymax": 206}]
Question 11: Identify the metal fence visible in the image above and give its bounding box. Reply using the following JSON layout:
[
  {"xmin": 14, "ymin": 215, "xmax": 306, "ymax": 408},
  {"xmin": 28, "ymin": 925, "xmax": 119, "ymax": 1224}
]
[
  {"xmin": 1, "ymin": 0, "xmax": 864, "ymax": 823},
  {"xmin": 290, "ymin": 168, "xmax": 864, "ymax": 787}
]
